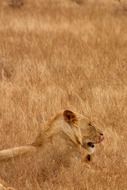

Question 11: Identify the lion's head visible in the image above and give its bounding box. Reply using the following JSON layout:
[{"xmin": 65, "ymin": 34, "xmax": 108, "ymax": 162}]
[
  {"xmin": 79, "ymin": 118, "xmax": 104, "ymax": 154},
  {"xmin": 63, "ymin": 110, "xmax": 104, "ymax": 154}
]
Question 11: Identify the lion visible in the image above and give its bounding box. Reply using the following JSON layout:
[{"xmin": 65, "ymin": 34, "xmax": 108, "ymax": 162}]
[{"xmin": 0, "ymin": 110, "xmax": 104, "ymax": 161}]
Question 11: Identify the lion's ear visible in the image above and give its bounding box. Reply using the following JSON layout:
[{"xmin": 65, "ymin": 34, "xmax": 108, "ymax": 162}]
[{"xmin": 63, "ymin": 110, "xmax": 78, "ymax": 125}]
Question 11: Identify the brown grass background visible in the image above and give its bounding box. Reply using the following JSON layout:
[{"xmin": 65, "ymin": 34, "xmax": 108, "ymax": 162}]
[{"xmin": 0, "ymin": 0, "xmax": 127, "ymax": 189}]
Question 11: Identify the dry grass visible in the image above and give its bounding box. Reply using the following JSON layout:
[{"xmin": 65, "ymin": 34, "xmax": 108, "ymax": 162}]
[
  {"xmin": 8, "ymin": 0, "xmax": 24, "ymax": 8},
  {"xmin": 0, "ymin": 0, "xmax": 127, "ymax": 189}
]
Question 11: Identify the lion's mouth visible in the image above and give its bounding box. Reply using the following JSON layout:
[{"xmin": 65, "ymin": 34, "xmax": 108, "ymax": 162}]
[
  {"xmin": 82, "ymin": 136, "xmax": 104, "ymax": 149},
  {"xmin": 87, "ymin": 142, "xmax": 95, "ymax": 148},
  {"xmin": 82, "ymin": 142, "xmax": 95, "ymax": 149}
]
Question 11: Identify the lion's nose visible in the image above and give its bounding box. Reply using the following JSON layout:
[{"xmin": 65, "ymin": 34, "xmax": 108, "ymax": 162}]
[{"xmin": 100, "ymin": 132, "xmax": 103, "ymax": 136}]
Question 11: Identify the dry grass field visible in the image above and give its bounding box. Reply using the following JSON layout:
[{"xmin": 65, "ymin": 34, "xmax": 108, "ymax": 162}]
[{"xmin": 0, "ymin": 0, "xmax": 127, "ymax": 189}]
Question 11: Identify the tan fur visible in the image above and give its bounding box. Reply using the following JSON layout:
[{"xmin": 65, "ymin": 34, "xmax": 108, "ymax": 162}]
[
  {"xmin": 0, "ymin": 146, "xmax": 37, "ymax": 161},
  {"xmin": 0, "ymin": 110, "xmax": 104, "ymax": 161}
]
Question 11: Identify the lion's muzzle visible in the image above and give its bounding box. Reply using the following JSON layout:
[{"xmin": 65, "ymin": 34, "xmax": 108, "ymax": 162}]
[{"xmin": 95, "ymin": 132, "xmax": 104, "ymax": 144}]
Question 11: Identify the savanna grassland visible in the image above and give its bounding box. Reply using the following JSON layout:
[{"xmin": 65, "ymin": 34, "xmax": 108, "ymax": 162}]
[{"xmin": 0, "ymin": 0, "xmax": 127, "ymax": 189}]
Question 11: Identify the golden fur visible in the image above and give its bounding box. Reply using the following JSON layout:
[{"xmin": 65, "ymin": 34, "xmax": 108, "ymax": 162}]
[{"xmin": 0, "ymin": 110, "xmax": 104, "ymax": 161}]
